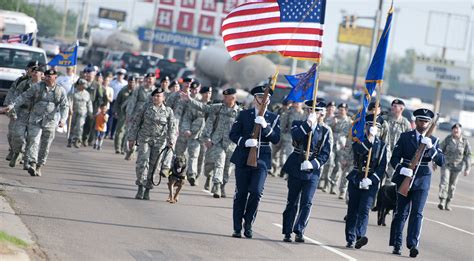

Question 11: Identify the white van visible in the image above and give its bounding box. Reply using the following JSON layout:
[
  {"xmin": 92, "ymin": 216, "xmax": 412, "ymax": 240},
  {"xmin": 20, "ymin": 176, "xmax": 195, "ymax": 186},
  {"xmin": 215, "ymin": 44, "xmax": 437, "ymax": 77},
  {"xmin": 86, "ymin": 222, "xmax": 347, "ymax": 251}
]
[{"xmin": 0, "ymin": 43, "xmax": 47, "ymax": 103}]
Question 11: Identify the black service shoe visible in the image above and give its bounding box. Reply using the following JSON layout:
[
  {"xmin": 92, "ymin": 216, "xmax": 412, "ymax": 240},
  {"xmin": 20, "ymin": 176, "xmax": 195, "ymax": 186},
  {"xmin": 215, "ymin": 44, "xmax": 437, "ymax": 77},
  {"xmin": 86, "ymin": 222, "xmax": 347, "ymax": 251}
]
[
  {"xmin": 355, "ymin": 236, "xmax": 368, "ymax": 249},
  {"xmin": 283, "ymin": 234, "xmax": 292, "ymax": 242},
  {"xmin": 232, "ymin": 231, "xmax": 242, "ymax": 238},
  {"xmin": 346, "ymin": 242, "xmax": 354, "ymax": 248},
  {"xmin": 244, "ymin": 229, "xmax": 253, "ymax": 239},
  {"xmin": 392, "ymin": 247, "xmax": 402, "ymax": 255},
  {"xmin": 295, "ymin": 233, "xmax": 304, "ymax": 243},
  {"xmin": 409, "ymin": 247, "xmax": 419, "ymax": 258}
]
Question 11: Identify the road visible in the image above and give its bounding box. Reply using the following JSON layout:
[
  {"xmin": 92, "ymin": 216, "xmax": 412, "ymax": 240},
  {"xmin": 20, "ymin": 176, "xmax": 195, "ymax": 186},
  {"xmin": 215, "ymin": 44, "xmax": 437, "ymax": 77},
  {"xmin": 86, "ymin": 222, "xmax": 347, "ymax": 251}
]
[{"xmin": 0, "ymin": 119, "xmax": 473, "ymax": 261}]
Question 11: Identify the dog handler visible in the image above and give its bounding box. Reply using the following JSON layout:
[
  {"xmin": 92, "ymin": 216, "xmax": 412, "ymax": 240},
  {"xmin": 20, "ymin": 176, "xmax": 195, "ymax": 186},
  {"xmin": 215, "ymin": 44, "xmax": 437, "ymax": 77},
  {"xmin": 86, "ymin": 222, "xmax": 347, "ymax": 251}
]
[{"xmin": 128, "ymin": 87, "xmax": 177, "ymax": 200}]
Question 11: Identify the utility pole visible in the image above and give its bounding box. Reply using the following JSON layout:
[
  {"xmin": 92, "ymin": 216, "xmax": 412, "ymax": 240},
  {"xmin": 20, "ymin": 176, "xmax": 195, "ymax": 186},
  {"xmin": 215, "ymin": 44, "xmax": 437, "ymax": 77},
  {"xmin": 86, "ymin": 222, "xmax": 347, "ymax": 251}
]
[
  {"xmin": 81, "ymin": 0, "xmax": 90, "ymax": 39},
  {"xmin": 34, "ymin": 0, "xmax": 42, "ymax": 20},
  {"xmin": 369, "ymin": 0, "xmax": 383, "ymax": 60},
  {"xmin": 60, "ymin": 0, "xmax": 69, "ymax": 38},
  {"xmin": 16, "ymin": 0, "xmax": 21, "ymax": 11},
  {"xmin": 129, "ymin": 0, "xmax": 137, "ymax": 30},
  {"xmin": 148, "ymin": 0, "xmax": 158, "ymax": 53}
]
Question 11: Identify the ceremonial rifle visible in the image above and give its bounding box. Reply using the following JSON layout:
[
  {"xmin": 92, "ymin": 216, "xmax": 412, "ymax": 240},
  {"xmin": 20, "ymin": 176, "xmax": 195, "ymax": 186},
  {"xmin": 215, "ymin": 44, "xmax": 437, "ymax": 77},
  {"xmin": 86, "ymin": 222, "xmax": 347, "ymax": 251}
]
[
  {"xmin": 246, "ymin": 74, "xmax": 277, "ymax": 167},
  {"xmin": 398, "ymin": 114, "xmax": 439, "ymax": 197}
]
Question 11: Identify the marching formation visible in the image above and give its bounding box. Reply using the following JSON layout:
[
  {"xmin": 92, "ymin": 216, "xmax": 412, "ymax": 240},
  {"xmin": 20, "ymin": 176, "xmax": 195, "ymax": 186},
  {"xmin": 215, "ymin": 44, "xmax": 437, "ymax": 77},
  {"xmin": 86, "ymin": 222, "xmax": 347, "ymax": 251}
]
[{"xmin": 0, "ymin": 60, "xmax": 472, "ymax": 258}]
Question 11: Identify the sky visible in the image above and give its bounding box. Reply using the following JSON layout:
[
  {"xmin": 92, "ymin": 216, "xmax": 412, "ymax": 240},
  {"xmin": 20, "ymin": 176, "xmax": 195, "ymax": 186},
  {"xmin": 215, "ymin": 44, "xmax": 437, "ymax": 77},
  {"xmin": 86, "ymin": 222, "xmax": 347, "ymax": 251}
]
[{"xmin": 34, "ymin": 0, "xmax": 473, "ymax": 65}]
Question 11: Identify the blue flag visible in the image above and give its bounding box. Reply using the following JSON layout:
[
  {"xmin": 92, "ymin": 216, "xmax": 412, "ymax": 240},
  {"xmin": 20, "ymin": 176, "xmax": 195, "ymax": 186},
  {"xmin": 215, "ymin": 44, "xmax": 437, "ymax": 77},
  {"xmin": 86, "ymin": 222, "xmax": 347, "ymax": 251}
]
[
  {"xmin": 48, "ymin": 41, "xmax": 78, "ymax": 67},
  {"xmin": 284, "ymin": 63, "xmax": 317, "ymax": 102},
  {"xmin": 351, "ymin": 6, "xmax": 393, "ymax": 143}
]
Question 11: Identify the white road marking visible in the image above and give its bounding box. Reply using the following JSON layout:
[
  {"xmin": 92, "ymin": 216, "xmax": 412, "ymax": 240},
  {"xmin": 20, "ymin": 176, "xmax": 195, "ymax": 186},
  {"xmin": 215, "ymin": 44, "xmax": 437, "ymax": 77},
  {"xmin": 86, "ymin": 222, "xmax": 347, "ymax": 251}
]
[
  {"xmin": 426, "ymin": 201, "xmax": 474, "ymax": 210},
  {"xmin": 424, "ymin": 218, "xmax": 474, "ymax": 236},
  {"xmin": 273, "ymin": 223, "xmax": 357, "ymax": 261},
  {"xmin": 201, "ymin": 189, "xmax": 213, "ymax": 195}
]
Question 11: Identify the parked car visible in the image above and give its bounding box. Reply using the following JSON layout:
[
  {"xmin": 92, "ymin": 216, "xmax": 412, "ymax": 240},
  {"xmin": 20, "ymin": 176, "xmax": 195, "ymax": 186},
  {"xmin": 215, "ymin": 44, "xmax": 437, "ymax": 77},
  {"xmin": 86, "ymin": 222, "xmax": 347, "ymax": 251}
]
[
  {"xmin": 77, "ymin": 39, "xmax": 88, "ymax": 60},
  {"xmin": 156, "ymin": 59, "xmax": 186, "ymax": 81},
  {"xmin": 37, "ymin": 38, "xmax": 60, "ymax": 57},
  {"xmin": 0, "ymin": 43, "xmax": 47, "ymax": 104},
  {"xmin": 175, "ymin": 67, "xmax": 195, "ymax": 82}
]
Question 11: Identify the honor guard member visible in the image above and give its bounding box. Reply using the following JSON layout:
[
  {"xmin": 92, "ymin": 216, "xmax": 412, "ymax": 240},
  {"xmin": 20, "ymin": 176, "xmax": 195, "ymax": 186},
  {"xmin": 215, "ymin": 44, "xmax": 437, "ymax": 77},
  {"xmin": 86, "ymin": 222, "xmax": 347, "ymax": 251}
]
[
  {"xmin": 345, "ymin": 114, "xmax": 387, "ymax": 249},
  {"xmin": 114, "ymin": 75, "xmax": 137, "ymax": 154},
  {"xmin": 181, "ymin": 87, "xmax": 241, "ymax": 197},
  {"xmin": 389, "ymin": 108, "xmax": 445, "ymax": 257},
  {"xmin": 128, "ymin": 87, "xmax": 177, "ymax": 200},
  {"xmin": 319, "ymin": 101, "xmax": 337, "ymax": 191},
  {"xmin": 7, "ymin": 65, "xmax": 44, "ymax": 168},
  {"xmin": 180, "ymin": 85, "xmax": 210, "ymax": 185},
  {"xmin": 329, "ymin": 103, "xmax": 353, "ymax": 196},
  {"xmin": 281, "ymin": 99, "xmax": 331, "ymax": 243},
  {"xmin": 229, "ymin": 85, "xmax": 280, "ymax": 239},
  {"xmin": 368, "ymin": 101, "xmax": 390, "ymax": 143},
  {"xmin": 67, "ymin": 79, "xmax": 93, "ymax": 148},
  {"xmin": 4, "ymin": 60, "xmax": 39, "ymax": 161},
  {"xmin": 5, "ymin": 69, "xmax": 69, "ymax": 176},
  {"xmin": 384, "ymin": 99, "xmax": 411, "ymax": 184},
  {"xmin": 438, "ymin": 123, "xmax": 471, "ymax": 210}
]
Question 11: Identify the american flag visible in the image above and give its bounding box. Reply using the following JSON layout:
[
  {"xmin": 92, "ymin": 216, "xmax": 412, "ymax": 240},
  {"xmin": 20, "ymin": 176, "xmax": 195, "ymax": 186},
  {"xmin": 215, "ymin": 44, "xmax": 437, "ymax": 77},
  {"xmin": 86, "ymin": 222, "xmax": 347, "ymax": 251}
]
[
  {"xmin": 222, "ymin": 0, "xmax": 326, "ymax": 61},
  {"xmin": 1, "ymin": 33, "xmax": 34, "ymax": 45}
]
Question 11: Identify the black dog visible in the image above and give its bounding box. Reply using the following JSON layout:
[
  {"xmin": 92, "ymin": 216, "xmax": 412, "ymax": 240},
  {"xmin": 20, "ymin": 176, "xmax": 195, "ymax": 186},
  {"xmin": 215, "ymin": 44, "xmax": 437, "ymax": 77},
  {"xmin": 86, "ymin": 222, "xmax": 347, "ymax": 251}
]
[{"xmin": 375, "ymin": 184, "xmax": 397, "ymax": 226}]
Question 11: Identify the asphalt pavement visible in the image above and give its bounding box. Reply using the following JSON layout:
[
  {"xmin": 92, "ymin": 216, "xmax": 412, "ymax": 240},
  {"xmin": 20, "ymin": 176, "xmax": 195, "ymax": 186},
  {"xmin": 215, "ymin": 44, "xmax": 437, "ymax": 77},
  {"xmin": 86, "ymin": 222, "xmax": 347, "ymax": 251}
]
[{"xmin": 0, "ymin": 119, "xmax": 473, "ymax": 261}]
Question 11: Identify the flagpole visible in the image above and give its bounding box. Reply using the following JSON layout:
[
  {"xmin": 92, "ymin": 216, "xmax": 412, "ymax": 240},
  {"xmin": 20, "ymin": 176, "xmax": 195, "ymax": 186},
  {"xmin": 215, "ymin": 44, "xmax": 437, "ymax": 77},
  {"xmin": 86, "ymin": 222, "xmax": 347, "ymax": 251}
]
[
  {"xmin": 67, "ymin": 41, "xmax": 79, "ymax": 140},
  {"xmin": 363, "ymin": 81, "xmax": 382, "ymax": 178},
  {"xmin": 305, "ymin": 62, "xmax": 320, "ymax": 161}
]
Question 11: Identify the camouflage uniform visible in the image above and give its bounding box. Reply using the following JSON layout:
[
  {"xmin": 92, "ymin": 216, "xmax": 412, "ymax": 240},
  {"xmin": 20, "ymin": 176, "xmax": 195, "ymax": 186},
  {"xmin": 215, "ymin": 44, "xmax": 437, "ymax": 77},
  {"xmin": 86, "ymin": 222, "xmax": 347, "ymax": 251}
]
[
  {"xmin": 329, "ymin": 116, "xmax": 352, "ymax": 194},
  {"xmin": 128, "ymin": 102, "xmax": 176, "ymax": 190},
  {"xmin": 319, "ymin": 115, "xmax": 336, "ymax": 190},
  {"xmin": 11, "ymin": 82, "xmax": 68, "ymax": 170},
  {"xmin": 279, "ymin": 107, "xmax": 305, "ymax": 176},
  {"xmin": 384, "ymin": 115, "xmax": 411, "ymax": 184},
  {"xmin": 180, "ymin": 99, "xmax": 207, "ymax": 184},
  {"xmin": 68, "ymin": 89, "xmax": 92, "ymax": 144},
  {"xmin": 5, "ymin": 78, "xmax": 34, "ymax": 166},
  {"xmin": 439, "ymin": 135, "xmax": 471, "ymax": 207},
  {"xmin": 113, "ymin": 86, "xmax": 133, "ymax": 153},
  {"xmin": 188, "ymin": 98, "xmax": 241, "ymax": 194},
  {"xmin": 3, "ymin": 75, "xmax": 29, "ymax": 160},
  {"xmin": 166, "ymin": 92, "xmax": 191, "ymax": 156}
]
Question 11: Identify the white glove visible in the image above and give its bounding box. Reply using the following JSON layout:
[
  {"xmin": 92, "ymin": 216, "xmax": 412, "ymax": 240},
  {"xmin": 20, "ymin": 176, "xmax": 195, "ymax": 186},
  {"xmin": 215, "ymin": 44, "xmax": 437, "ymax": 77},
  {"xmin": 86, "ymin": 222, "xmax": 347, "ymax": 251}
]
[
  {"xmin": 400, "ymin": 167, "xmax": 413, "ymax": 178},
  {"xmin": 369, "ymin": 126, "xmax": 378, "ymax": 136},
  {"xmin": 245, "ymin": 139, "xmax": 258, "ymax": 147},
  {"xmin": 254, "ymin": 116, "xmax": 268, "ymax": 128},
  {"xmin": 360, "ymin": 177, "xmax": 372, "ymax": 189},
  {"xmin": 300, "ymin": 160, "xmax": 313, "ymax": 171},
  {"xmin": 421, "ymin": 136, "xmax": 433, "ymax": 149},
  {"xmin": 307, "ymin": 112, "xmax": 317, "ymax": 125},
  {"xmin": 368, "ymin": 135, "xmax": 375, "ymax": 143}
]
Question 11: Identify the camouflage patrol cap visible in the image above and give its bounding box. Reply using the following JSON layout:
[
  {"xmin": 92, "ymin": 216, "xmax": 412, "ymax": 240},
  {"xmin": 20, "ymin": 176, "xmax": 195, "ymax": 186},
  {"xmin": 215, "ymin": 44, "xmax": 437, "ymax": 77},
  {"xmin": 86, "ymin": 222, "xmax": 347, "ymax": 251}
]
[{"xmin": 223, "ymin": 88, "xmax": 236, "ymax": 95}]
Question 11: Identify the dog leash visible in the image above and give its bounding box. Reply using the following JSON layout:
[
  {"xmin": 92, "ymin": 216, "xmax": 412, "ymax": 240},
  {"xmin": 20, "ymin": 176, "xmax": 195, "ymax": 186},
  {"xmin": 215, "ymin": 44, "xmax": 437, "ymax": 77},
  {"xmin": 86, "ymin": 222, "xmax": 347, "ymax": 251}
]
[{"xmin": 150, "ymin": 146, "xmax": 174, "ymax": 186}]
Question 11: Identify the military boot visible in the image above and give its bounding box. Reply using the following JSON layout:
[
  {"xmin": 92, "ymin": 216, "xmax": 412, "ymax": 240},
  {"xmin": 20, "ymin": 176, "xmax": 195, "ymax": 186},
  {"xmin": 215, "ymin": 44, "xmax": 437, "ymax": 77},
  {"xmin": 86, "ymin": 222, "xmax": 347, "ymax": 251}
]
[
  {"xmin": 73, "ymin": 139, "xmax": 81, "ymax": 148},
  {"xmin": 204, "ymin": 177, "xmax": 211, "ymax": 191},
  {"xmin": 438, "ymin": 199, "xmax": 445, "ymax": 210},
  {"xmin": 82, "ymin": 140, "xmax": 88, "ymax": 147},
  {"xmin": 135, "ymin": 186, "xmax": 144, "ymax": 199},
  {"xmin": 212, "ymin": 183, "xmax": 221, "ymax": 198},
  {"xmin": 23, "ymin": 160, "xmax": 29, "ymax": 170},
  {"xmin": 28, "ymin": 163, "xmax": 37, "ymax": 176},
  {"xmin": 35, "ymin": 165, "xmax": 42, "ymax": 177},
  {"xmin": 329, "ymin": 185, "xmax": 337, "ymax": 195},
  {"xmin": 445, "ymin": 199, "xmax": 452, "ymax": 211},
  {"xmin": 6, "ymin": 150, "xmax": 13, "ymax": 161},
  {"xmin": 143, "ymin": 188, "xmax": 151, "ymax": 200},
  {"xmin": 221, "ymin": 183, "xmax": 227, "ymax": 198},
  {"xmin": 67, "ymin": 139, "xmax": 72, "ymax": 148},
  {"xmin": 9, "ymin": 153, "xmax": 20, "ymax": 168}
]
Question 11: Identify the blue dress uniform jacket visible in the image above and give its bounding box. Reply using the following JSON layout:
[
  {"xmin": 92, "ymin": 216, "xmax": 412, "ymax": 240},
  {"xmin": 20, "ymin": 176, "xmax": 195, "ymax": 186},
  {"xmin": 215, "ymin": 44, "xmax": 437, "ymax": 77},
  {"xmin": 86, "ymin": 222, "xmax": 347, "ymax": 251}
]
[
  {"xmin": 229, "ymin": 108, "xmax": 280, "ymax": 233},
  {"xmin": 345, "ymin": 136, "xmax": 387, "ymax": 244},
  {"xmin": 281, "ymin": 120, "xmax": 331, "ymax": 236},
  {"xmin": 229, "ymin": 109, "xmax": 281, "ymax": 168},
  {"xmin": 389, "ymin": 130, "xmax": 445, "ymax": 250}
]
